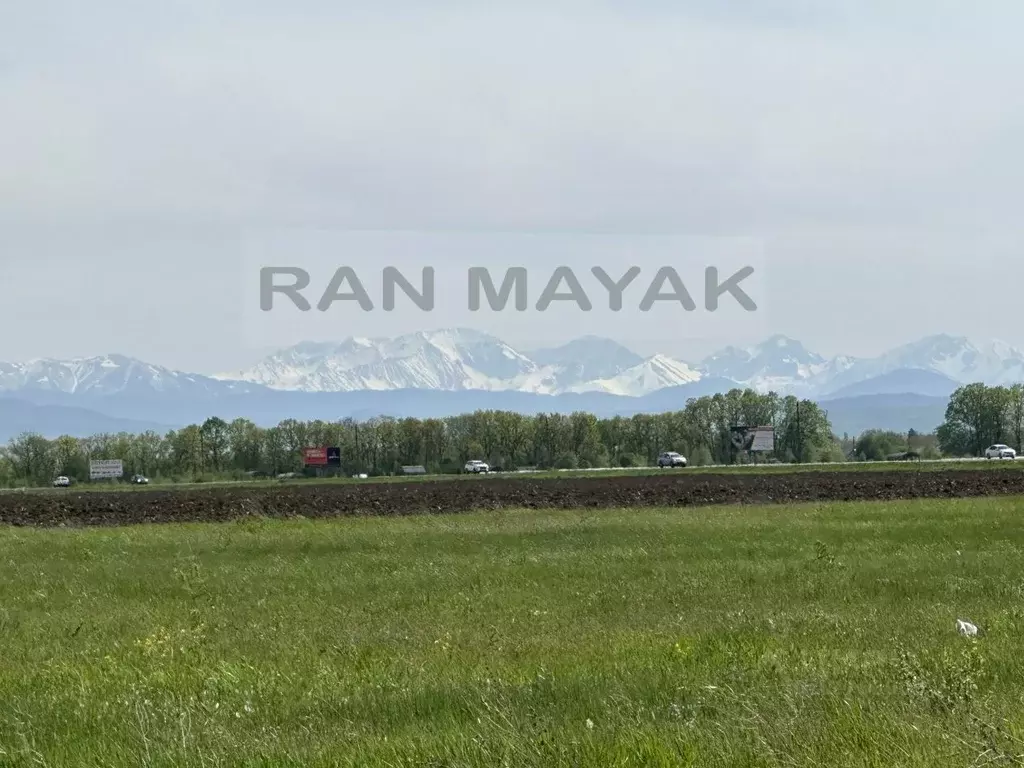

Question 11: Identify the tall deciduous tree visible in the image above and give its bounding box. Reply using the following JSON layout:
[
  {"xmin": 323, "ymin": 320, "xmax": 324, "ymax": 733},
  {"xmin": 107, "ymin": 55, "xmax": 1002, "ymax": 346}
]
[
  {"xmin": 938, "ymin": 383, "xmax": 1012, "ymax": 456},
  {"xmin": 200, "ymin": 417, "xmax": 230, "ymax": 472}
]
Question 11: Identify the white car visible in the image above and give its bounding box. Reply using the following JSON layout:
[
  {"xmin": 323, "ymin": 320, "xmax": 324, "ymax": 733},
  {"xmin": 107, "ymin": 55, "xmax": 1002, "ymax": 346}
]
[
  {"xmin": 52, "ymin": 476, "xmax": 71, "ymax": 487},
  {"xmin": 985, "ymin": 444, "xmax": 1017, "ymax": 459},
  {"xmin": 464, "ymin": 460, "xmax": 489, "ymax": 474},
  {"xmin": 657, "ymin": 451, "xmax": 688, "ymax": 468}
]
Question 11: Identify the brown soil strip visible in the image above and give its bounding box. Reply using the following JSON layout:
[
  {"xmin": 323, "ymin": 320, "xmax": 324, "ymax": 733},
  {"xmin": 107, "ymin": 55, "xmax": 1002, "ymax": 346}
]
[{"xmin": 3, "ymin": 469, "xmax": 1023, "ymax": 528}]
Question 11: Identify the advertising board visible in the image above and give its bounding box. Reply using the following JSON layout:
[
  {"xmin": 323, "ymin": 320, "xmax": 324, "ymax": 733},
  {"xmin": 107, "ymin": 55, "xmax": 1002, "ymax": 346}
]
[
  {"xmin": 302, "ymin": 447, "xmax": 328, "ymax": 466},
  {"xmin": 730, "ymin": 426, "xmax": 775, "ymax": 453},
  {"xmin": 90, "ymin": 459, "xmax": 124, "ymax": 479}
]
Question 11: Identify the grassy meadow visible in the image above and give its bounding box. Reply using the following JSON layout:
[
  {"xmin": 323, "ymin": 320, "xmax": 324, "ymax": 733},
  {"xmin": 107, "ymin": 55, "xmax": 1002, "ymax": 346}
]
[{"xmin": 2, "ymin": 499, "xmax": 1024, "ymax": 766}]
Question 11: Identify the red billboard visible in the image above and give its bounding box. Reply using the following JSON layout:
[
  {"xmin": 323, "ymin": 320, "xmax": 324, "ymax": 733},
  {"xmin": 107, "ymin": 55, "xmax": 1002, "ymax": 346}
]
[{"xmin": 303, "ymin": 447, "xmax": 328, "ymax": 466}]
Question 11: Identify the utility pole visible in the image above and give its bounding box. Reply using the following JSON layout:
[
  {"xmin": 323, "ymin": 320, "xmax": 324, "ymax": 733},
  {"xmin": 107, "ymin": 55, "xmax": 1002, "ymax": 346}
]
[
  {"xmin": 795, "ymin": 400, "xmax": 802, "ymax": 463},
  {"xmin": 354, "ymin": 422, "xmax": 360, "ymax": 474}
]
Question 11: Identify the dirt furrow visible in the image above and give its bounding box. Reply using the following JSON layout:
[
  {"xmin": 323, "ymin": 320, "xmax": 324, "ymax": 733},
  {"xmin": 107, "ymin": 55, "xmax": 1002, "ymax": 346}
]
[{"xmin": 3, "ymin": 468, "xmax": 1024, "ymax": 528}]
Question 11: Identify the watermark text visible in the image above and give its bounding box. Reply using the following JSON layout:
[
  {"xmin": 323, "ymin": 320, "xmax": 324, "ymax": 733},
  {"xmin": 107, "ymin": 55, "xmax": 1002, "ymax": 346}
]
[{"xmin": 259, "ymin": 265, "xmax": 757, "ymax": 313}]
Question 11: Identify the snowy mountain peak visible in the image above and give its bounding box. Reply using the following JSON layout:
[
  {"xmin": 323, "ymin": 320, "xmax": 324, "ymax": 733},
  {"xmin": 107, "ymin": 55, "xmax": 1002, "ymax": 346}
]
[
  {"xmin": 888, "ymin": 333, "xmax": 973, "ymax": 363},
  {"xmin": 8, "ymin": 331, "xmax": 1024, "ymax": 405},
  {"xmin": 223, "ymin": 329, "xmax": 541, "ymax": 394},
  {"xmin": 0, "ymin": 354, "xmax": 256, "ymax": 397},
  {"xmin": 219, "ymin": 330, "xmax": 1024, "ymax": 398},
  {"xmin": 570, "ymin": 354, "xmax": 701, "ymax": 396},
  {"xmin": 880, "ymin": 334, "xmax": 1024, "ymax": 383},
  {"xmin": 755, "ymin": 335, "xmax": 825, "ymax": 363},
  {"xmin": 530, "ymin": 335, "xmax": 641, "ymax": 363},
  {"xmin": 699, "ymin": 335, "xmax": 830, "ymax": 393},
  {"xmin": 763, "ymin": 333, "xmax": 803, "ymax": 350},
  {"xmin": 223, "ymin": 329, "xmax": 693, "ymax": 397},
  {"xmin": 988, "ymin": 338, "xmax": 1022, "ymax": 358},
  {"xmin": 818, "ymin": 334, "xmax": 1024, "ymax": 395}
]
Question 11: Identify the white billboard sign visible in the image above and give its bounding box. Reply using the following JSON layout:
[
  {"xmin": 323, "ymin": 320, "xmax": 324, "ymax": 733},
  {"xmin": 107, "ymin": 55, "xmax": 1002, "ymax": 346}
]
[
  {"xmin": 90, "ymin": 459, "xmax": 124, "ymax": 480},
  {"xmin": 730, "ymin": 426, "xmax": 776, "ymax": 453},
  {"xmin": 750, "ymin": 428, "xmax": 775, "ymax": 452}
]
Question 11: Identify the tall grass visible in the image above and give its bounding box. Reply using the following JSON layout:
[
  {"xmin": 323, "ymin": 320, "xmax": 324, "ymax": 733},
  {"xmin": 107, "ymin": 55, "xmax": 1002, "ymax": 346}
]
[{"xmin": 1, "ymin": 499, "xmax": 1023, "ymax": 766}]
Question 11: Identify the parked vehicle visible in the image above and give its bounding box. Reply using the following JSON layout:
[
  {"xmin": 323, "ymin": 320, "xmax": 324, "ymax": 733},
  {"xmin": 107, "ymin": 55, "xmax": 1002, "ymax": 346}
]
[
  {"xmin": 985, "ymin": 444, "xmax": 1017, "ymax": 459},
  {"xmin": 657, "ymin": 451, "xmax": 688, "ymax": 468},
  {"xmin": 52, "ymin": 476, "xmax": 71, "ymax": 487},
  {"xmin": 464, "ymin": 460, "xmax": 490, "ymax": 473}
]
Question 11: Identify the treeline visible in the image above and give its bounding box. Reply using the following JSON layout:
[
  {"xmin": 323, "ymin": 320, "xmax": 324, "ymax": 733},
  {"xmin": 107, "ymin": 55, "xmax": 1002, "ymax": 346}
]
[
  {"xmin": 0, "ymin": 390, "xmax": 840, "ymax": 487},
  {"xmin": 937, "ymin": 383, "xmax": 1024, "ymax": 456},
  {"xmin": 848, "ymin": 429, "xmax": 941, "ymax": 461}
]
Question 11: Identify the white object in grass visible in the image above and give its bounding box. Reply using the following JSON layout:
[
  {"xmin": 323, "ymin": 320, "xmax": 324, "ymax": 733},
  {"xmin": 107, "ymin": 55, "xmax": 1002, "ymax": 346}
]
[{"xmin": 956, "ymin": 619, "xmax": 979, "ymax": 637}]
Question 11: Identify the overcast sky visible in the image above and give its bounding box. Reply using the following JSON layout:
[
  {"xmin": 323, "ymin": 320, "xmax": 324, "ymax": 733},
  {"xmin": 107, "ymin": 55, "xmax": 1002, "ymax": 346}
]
[{"xmin": 1, "ymin": 1, "xmax": 1021, "ymax": 373}]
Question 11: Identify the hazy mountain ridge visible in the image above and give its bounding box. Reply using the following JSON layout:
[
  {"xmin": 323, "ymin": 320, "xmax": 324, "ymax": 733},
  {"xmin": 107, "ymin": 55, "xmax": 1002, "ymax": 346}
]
[
  {"xmin": 0, "ymin": 354, "xmax": 263, "ymax": 397},
  {"xmin": 218, "ymin": 329, "xmax": 701, "ymax": 397},
  {"xmin": 222, "ymin": 330, "xmax": 1024, "ymax": 398},
  {"xmin": 0, "ymin": 396, "xmax": 174, "ymax": 442},
  {"xmin": 818, "ymin": 336, "xmax": 1024, "ymax": 394},
  {"xmin": 2, "ymin": 332, "xmax": 1023, "ymax": 403},
  {"xmin": 0, "ymin": 329, "xmax": 979, "ymax": 439}
]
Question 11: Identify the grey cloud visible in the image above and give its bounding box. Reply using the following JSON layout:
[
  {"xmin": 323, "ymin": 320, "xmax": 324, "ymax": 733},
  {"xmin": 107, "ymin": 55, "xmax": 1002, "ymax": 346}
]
[{"xmin": 0, "ymin": 1, "xmax": 1021, "ymax": 370}]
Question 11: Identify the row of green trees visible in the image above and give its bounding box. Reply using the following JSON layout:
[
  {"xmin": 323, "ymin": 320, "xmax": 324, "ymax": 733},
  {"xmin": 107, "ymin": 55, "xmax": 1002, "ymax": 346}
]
[
  {"xmin": 0, "ymin": 389, "xmax": 839, "ymax": 487},
  {"xmin": 937, "ymin": 383, "xmax": 1024, "ymax": 456},
  {"xmin": 850, "ymin": 429, "xmax": 941, "ymax": 462}
]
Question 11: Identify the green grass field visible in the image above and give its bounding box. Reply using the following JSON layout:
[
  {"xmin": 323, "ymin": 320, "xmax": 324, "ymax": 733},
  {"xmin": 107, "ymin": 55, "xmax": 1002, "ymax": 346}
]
[
  {"xmin": 2, "ymin": 499, "xmax": 1024, "ymax": 766},
  {"xmin": 11, "ymin": 456, "xmax": 1024, "ymax": 496}
]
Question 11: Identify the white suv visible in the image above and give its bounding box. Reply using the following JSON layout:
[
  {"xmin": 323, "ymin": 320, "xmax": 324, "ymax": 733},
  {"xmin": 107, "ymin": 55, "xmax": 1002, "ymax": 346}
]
[
  {"xmin": 52, "ymin": 476, "xmax": 71, "ymax": 487},
  {"xmin": 464, "ymin": 460, "xmax": 489, "ymax": 473},
  {"xmin": 657, "ymin": 452, "xmax": 688, "ymax": 468},
  {"xmin": 985, "ymin": 444, "xmax": 1017, "ymax": 459}
]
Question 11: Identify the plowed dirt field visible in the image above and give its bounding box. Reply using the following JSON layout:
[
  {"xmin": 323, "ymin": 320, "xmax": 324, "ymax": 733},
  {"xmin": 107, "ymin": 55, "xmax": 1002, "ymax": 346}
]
[{"xmin": 4, "ymin": 468, "xmax": 1024, "ymax": 527}]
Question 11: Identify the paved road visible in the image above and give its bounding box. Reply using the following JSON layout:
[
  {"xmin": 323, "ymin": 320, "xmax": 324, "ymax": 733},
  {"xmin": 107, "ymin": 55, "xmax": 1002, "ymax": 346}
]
[{"xmin": 511, "ymin": 456, "xmax": 1007, "ymax": 473}]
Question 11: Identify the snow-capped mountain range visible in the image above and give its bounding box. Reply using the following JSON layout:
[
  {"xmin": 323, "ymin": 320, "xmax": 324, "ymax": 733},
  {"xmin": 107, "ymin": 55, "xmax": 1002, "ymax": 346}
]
[
  {"xmin": 218, "ymin": 330, "xmax": 702, "ymax": 397},
  {"xmin": 215, "ymin": 329, "xmax": 1024, "ymax": 398},
  {"xmin": 3, "ymin": 329, "xmax": 1024, "ymax": 402},
  {"xmin": 0, "ymin": 354, "xmax": 258, "ymax": 397}
]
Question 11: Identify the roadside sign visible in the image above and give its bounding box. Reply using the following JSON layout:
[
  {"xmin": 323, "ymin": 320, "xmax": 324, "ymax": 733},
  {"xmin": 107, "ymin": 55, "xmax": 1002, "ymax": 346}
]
[
  {"xmin": 730, "ymin": 425, "xmax": 775, "ymax": 453},
  {"xmin": 90, "ymin": 459, "xmax": 124, "ymax": 480},
  {"xmin": 303, "ymin": 447, "xmax": 328, "ymax": 466},
  {"xmin": 327, "ymin": 447, "xmax": 341, "ymax": 466},
  {"xmin": 750, "ymin": 427, "xmax": 775, "ymax": 452}
]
